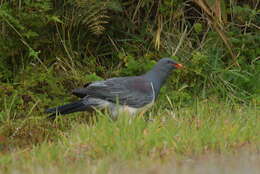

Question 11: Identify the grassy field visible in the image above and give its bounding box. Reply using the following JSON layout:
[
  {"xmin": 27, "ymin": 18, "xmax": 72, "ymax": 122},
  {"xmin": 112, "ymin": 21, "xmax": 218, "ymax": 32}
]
[{"xmin": 0, "ymin": 99, "xmax": 259, "ymax": 174}]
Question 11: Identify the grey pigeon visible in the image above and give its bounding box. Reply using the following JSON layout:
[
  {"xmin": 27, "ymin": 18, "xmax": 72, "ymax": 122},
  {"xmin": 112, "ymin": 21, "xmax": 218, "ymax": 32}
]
[{"xmin": 45, "ymin": 58, "xmax": 183, "ymax": 119}]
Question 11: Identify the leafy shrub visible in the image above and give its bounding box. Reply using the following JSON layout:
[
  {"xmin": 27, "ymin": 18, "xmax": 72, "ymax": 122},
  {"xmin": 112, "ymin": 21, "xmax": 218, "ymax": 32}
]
[{"xmin": 0, "ymin": 0, "xmax": 259, "ymax": 102}]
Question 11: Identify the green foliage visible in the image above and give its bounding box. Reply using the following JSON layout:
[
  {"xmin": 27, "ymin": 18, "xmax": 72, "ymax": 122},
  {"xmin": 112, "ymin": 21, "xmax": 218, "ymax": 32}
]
[
  {"xmin": 118, "ymin": 53, "xmax": 156, "ymax": 76},
  {"xmin": 194, "ymin": 23, "xmax": 203, "ymax": 33},
  {"xmin": 0, "ymin": 0, "xmax": 258, "ymax": 101},
  {"xmin": 0, "ymin": 0, "xmax": 54, "ymax": 81},
  {"xmin": 0, "ymin": 0, "xmax": 258, "ymax": 105}
]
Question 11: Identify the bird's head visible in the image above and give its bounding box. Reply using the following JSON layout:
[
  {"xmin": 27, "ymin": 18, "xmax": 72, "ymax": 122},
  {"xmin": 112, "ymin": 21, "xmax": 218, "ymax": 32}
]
[
  {"xmin": 144, "ymin": 57, "xmax": 183, "ymax": 95},
  {"xmin": 156, "ymin": 58, "xmax": 183, "ymax": 71}
]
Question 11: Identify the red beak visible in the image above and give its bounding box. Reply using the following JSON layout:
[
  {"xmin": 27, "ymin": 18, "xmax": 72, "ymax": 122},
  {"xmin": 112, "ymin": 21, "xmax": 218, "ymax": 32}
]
[{"xmin": 173, "ymin": 63, "xmax": 183, "ymax": 69}]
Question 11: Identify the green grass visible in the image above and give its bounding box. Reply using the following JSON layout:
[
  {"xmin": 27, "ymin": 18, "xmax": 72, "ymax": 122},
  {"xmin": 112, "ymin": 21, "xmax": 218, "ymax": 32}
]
[{"xmin": 0, "ymin": 100, "xmax": 259, "ymax": 173}]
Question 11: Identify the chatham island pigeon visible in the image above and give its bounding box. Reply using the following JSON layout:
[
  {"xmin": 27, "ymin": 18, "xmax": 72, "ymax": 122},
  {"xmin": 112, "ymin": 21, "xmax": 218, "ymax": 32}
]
[{"xmin": 45, "ymin": 58, "xmax": 183, "ymax": 119}]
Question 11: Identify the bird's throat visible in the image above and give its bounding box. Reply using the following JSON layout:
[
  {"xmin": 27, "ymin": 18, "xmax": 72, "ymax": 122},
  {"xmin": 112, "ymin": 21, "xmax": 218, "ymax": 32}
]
[{"xmin": 144, "ymin": 69, "xmax": 170, "ymax": 97}]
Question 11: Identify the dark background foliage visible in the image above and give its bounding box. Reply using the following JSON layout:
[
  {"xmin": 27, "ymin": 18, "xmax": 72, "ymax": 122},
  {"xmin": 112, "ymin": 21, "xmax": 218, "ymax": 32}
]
[{"xmin": 0, "ymin": 0, "xmax": 259, "ymax": 118}]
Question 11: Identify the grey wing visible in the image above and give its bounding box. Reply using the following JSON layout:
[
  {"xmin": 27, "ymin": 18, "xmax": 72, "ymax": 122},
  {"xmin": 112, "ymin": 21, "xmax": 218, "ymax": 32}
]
[
  {"xmin": 72, "ymin": 77, "xmax": 154, "ymax": 108},
  {"xmin": 72, "ymin": 81, "xmax": 107, "ymax": 98}
]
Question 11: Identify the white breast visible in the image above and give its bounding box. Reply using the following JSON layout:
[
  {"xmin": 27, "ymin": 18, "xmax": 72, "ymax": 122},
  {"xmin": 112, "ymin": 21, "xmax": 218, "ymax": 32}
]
[{"xmin": 109, "ymin": 82, "xmax": 155, "ymax": 118}]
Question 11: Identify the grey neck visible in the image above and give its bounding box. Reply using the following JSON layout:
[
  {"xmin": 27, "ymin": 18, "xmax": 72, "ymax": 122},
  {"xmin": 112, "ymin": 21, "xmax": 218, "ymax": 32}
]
[{"xmin": 143, "ymin": 65, "xmax": 172, "ymax": 97}]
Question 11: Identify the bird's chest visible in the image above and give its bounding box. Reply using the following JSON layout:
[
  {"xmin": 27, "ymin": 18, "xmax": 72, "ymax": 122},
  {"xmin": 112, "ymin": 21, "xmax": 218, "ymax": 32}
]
[{"xmin": 109, "ymin": 82, "xmax": 156, "ymax": 118}]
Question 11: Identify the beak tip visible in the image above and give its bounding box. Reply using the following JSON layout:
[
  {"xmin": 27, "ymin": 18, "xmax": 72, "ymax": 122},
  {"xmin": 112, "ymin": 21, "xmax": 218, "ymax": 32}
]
[{"xmin": 175, "ymin": 63, "xmax": 183, "ymax": 69}]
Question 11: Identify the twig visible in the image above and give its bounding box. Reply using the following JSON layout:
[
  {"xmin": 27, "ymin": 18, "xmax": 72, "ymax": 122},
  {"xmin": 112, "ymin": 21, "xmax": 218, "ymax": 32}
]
[{"xmin": 173, "ymin": 26, "xmax": 187, "ymax": 56}]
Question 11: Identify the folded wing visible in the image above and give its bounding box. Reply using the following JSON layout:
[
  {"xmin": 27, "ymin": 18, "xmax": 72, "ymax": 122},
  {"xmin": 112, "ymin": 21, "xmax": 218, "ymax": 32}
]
[{"xmin": 72, "ymin": 77, "xmax": 154, "ymax": 108}]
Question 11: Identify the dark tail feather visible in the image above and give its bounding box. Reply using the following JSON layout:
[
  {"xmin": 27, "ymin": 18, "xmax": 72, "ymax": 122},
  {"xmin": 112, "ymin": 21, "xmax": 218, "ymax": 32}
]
[{"xmin": 45, "ymin": 100, "xmax": 88, "ymax": 119}]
